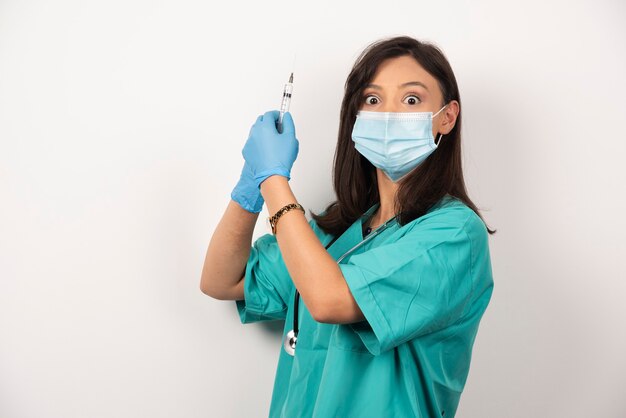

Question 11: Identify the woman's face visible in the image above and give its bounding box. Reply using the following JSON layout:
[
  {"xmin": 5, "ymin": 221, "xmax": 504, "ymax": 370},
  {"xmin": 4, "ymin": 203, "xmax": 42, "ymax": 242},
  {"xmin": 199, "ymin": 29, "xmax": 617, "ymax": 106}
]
[{"xmin": 359, "ymin": 55, "xmax": 456, "ymax": 139}]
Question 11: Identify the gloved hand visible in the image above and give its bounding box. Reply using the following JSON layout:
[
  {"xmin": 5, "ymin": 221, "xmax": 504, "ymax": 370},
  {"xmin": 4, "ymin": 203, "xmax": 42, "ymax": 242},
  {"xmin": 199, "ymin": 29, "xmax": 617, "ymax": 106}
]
[
  {"xmin": 241, "ymin": 110, "xmax": 299, "ymax": 189},
  {"xmin": 230, "ymin": 160, "xmax": 265, "ymax": 213}
]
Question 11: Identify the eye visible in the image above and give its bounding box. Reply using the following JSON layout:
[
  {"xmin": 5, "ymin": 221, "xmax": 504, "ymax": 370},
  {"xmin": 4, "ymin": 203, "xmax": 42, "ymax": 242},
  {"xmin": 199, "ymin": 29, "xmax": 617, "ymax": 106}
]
[
  {"xmin": 364, "ymin": 94, "xmax": 380, "ymax": 105},
  {"xmin": 404, "ymin": 94, "xmax": 421, "ymax": 105}
]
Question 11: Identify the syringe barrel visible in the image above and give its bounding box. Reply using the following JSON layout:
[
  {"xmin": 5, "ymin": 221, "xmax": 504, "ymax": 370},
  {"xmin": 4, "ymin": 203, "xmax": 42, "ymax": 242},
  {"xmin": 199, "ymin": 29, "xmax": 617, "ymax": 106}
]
[
  {"xmin": 280, "ymin": 84, "xmax": 293, "ymax": 110},
  {"xmin": 277, "ymin": 82, "xmax": 293, "ymax": 133}
]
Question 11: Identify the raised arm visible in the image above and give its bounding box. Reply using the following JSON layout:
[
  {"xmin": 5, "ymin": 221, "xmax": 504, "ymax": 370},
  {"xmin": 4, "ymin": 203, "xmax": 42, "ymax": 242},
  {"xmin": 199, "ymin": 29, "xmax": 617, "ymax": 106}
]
[{"xmin": 199, "ymin": 199, "xmax": 258, "ymax": 300}]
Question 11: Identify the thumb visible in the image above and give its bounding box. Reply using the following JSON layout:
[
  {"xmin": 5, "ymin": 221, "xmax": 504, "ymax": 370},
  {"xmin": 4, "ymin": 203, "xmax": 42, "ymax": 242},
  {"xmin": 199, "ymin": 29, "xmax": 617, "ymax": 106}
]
[{"xmin": 281, "ymin": 111, "xmax": 296, "ymax": 136}]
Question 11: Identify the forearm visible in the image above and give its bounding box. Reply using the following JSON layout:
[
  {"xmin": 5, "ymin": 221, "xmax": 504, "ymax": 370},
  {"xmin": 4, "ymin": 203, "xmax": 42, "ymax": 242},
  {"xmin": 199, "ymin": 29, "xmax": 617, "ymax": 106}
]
[
  {"xmin": 200, "ymin": 199, "xmax": 259, "ymax": 297},
  {"xmin": 260, "ymin": 175, "xmax": 343, "ymax": 320}
]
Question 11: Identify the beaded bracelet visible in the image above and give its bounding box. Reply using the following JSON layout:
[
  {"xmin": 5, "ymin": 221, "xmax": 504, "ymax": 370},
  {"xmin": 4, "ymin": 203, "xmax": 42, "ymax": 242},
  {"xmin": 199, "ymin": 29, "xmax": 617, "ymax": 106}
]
[{"xmin": 266, "ymin": 203, "xmax": 305, "ymax": 235}]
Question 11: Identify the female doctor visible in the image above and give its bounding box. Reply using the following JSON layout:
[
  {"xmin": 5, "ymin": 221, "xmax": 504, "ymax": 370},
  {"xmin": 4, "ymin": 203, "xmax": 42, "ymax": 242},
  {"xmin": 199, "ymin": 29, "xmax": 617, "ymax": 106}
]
[{"xmin": 201, "ymin": 35, "xmax": 496, "ymax": 418}]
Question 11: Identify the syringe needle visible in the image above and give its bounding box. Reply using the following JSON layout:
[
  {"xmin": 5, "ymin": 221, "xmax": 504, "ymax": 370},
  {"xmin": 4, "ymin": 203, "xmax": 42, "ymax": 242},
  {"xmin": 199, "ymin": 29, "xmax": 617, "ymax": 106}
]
[{"xmin": 289, "ymin": 72, "xmax": 293, "ymax": 83}]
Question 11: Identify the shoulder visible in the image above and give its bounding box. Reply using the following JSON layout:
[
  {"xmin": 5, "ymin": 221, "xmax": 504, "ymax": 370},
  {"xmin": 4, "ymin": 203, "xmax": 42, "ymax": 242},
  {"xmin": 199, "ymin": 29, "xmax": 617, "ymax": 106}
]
[
  {"xmin": 408, "ymin": 195, "xmax": 488, "ymax": 245},
  {"xmin": 410, "ymin": 197, "xmax": 493, "ymax": 289}
]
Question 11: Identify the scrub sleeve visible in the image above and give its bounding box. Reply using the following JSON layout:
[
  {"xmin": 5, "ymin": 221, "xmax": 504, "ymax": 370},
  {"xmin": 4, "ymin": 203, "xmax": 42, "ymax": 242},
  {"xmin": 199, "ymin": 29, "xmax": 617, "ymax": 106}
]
[
  {"xmin": 235, "ymin": 230, "xmax": 295, "ymax": 323},
  {"xmin": 339, "ymin": 212, "xmax": 477, "ymax": 355}
]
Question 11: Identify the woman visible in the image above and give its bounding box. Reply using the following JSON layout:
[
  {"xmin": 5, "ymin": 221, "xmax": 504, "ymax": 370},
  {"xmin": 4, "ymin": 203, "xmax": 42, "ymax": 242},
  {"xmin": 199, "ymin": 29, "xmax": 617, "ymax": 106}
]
[{"xmin": 201, "ymin": 35, "xmax": 495, "ymax": 418}]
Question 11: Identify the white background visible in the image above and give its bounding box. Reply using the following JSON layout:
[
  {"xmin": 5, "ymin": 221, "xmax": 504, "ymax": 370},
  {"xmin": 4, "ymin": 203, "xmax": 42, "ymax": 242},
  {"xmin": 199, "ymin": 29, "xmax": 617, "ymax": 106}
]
[{"xmin": 1, "ymin": 0, "xmax": 625, "ymax": 417}]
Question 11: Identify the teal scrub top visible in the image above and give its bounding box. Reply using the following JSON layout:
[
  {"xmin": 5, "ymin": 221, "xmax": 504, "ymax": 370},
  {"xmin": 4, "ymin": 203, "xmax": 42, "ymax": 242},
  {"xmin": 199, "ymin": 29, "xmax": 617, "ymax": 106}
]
[{"xmin": 235, "ymin": 195, "xmax": 494, "ymax": 418}]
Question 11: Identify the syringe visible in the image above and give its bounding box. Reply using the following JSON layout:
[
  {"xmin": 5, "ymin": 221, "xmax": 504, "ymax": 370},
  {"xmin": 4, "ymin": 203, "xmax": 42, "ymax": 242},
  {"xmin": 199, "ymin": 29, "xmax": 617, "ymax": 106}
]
[{"xmin": 276, "ymin": 72, "xmax": 293, "ymax": 134}]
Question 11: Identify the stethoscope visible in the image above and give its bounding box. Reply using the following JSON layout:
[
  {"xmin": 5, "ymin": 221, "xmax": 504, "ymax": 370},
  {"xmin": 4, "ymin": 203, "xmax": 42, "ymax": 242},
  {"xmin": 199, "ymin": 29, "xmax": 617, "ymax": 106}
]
[{"xmin": 283, "ymin": 214, "xmax": 398, "ymax": 356}]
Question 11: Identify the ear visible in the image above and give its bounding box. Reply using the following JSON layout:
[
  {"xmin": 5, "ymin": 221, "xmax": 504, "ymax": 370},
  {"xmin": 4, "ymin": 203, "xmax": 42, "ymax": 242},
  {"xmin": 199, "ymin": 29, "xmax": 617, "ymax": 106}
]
[{"xmin": 438, "ymin": 100, "xmax": 460, "ymax": 135}]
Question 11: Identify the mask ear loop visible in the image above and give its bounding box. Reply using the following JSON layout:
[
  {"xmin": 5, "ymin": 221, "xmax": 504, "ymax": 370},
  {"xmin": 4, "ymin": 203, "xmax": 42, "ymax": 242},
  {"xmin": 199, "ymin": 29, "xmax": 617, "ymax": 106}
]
[
  {"xmin": 433, "ymin": 103, "xmax": 448, "ymax": 146},
  {"xmin": 433, "ymin": 103, "xmax": 448, "ymax": 118}
]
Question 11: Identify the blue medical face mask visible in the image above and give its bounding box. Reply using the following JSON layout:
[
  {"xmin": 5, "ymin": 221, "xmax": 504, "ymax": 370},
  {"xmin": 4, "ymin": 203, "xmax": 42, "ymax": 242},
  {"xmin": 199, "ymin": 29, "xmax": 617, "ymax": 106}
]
[{"xmin": 351, "ymin": 104, "xmax": 448, "ymax": 182}]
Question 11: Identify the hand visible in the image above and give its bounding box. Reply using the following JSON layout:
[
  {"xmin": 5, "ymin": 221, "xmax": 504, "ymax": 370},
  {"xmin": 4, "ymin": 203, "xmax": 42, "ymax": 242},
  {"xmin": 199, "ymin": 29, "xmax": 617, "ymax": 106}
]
[
  {"xmin": 230, "ymin": 160, "xmax": 265, "ymax": 213},
  {"xmin": 241, "ymin": 110, "xmax": 299, "ymax": 188}
]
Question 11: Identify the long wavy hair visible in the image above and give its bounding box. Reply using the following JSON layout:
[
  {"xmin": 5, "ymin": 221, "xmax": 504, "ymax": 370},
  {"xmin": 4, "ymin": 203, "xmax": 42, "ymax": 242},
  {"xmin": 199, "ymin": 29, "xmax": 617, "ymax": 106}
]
[{"xmin": 309, "ymin": 35, "xmax": 496, "ymax": 236}]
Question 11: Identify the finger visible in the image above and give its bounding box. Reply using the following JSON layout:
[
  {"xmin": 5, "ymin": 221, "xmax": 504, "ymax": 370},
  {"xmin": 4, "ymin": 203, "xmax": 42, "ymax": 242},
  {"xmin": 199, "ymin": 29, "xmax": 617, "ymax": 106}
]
[
  {"xmin": 263, "ymin": 110, "xmax": 280, "ymax": 125},
  {"xmin": 249, "ymin": 114, "xmax": 264, "ymax": 135},
  {"xmin": 280, "ymin": 111, "xmax": 296, "ymax": 136}
]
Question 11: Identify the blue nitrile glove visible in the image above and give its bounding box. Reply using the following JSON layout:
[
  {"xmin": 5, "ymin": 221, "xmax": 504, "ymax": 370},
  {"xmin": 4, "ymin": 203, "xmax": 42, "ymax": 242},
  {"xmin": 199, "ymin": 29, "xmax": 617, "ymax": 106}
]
[
  {"xmin": 241, "ymin": 110, "xmax": 299, "ymax": 188},
  {"xmin": 230, "ymin": 160, "xmax": 265, "ymax": 213},
  {"xmin": 230, "ymin": 114, "xmax": 268, "ymax": 213}
]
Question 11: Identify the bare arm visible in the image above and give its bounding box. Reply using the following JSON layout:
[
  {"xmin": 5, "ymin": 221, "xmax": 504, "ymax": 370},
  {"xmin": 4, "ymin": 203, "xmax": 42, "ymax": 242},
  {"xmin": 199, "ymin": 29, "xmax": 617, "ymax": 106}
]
[
  {"xmin": 259, "ymin": 175, "xmax": 364, "ymax": 323},
  {"xmin": 199, "ymin": 199, "xmax": 259, "ymax": 300}
]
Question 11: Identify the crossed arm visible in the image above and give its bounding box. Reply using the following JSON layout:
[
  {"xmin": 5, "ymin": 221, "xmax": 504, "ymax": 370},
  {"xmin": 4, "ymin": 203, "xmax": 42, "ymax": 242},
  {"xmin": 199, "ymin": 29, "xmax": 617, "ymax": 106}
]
[{"xmin": 255, "ymin": 175, "xmax": 365, "ymax": 324}]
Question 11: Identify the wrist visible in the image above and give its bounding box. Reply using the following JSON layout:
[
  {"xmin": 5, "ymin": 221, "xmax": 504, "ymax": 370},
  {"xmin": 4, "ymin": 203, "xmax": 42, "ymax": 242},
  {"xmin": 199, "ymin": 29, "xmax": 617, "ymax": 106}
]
[
  {"xmin": 230, "ymin": 189, "xmax": 264, "ymax": 213},
  {"xmin": 231, "ymin": 175, "xmax": 265, "ymax": 213},
  {"xmin": 254, "ymin": 167, "xmax": 291, "ymax": 189},
  {"xmin": 266, "ymin": 202, "xmax": 305, "ymax": 235},
  {"xmin": 260, "ymin": 174, "xmax": 289, "ymax": 193},
  {"xmin": 261, "ymin": 175, "xmax": 297, "ymax": 217}
]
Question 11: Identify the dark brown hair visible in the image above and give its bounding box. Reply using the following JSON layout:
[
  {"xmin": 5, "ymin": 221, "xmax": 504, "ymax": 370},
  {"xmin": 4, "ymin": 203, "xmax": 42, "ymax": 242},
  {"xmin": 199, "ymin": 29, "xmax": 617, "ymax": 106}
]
[{"xmin": 309, "ymin": 35, "xmax": 496, "ymax": 236}]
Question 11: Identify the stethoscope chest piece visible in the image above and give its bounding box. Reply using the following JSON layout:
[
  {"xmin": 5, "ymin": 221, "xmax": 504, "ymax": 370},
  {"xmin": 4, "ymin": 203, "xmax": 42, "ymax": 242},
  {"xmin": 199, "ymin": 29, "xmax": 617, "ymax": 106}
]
[{"xmin": 284, "ymin": 329, "xmax": 297, "ymax": 356}]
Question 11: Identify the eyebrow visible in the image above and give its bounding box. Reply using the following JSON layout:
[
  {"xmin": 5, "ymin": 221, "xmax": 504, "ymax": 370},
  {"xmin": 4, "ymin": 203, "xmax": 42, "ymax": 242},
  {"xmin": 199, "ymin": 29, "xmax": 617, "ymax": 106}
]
[{"xmin": 365, "ymin": 81, "xmax": 429, "ymax": 91}]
